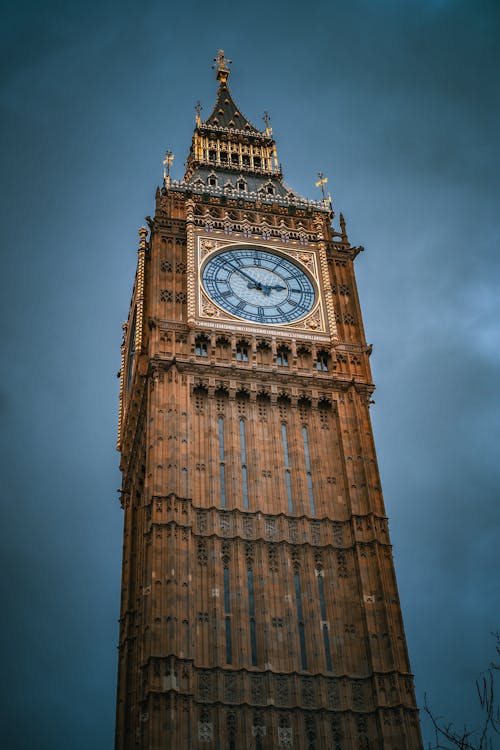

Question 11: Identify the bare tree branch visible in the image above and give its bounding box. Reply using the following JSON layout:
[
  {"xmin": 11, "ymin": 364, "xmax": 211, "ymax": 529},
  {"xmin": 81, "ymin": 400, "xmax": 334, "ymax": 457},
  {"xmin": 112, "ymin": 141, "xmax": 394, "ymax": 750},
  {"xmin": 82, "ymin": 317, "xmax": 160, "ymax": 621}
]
[{"xmin": 424, "ymin": 634, "xmax": 500, "ymax": 750}]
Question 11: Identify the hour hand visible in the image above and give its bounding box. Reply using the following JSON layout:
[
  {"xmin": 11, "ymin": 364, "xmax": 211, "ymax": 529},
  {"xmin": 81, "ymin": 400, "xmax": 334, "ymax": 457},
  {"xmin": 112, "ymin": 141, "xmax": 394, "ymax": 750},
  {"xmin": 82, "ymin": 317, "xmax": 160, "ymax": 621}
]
[{"xmin": 269, "ymin": 284, "xmax": 286, "ymax": 292}]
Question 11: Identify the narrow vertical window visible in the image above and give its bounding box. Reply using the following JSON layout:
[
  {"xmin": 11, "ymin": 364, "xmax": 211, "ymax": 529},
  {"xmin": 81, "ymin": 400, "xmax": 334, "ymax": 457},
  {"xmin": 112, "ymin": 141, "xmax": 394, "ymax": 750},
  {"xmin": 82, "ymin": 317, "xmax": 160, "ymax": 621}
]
[
  {"xmin": 315, "ymin": 351, "xmax": 329, "ymax": 371},
  {"xmin": 126, "ymin": 310, "xmax": 136, "ymax": 391},
  {"xmin": 224, "ymin": 566, "xmax": 232, "ymax": 664},
  {"xmin": 240, "ymin": 419, "xmax": 249, "ymax": 509},
  {"xmin": 236, "ymin": 344, "xmax": 248, "ymax": 362},
  {"xmin": 277, "ymin": 347, "xmax": 289, "ymax": 366},
  {"xmin": 317, "ymin": 573, "xmax": 332, "ymax": 671},
  {"xmin": 294, "ymin": 571, "xmax": 307, "ymax": 670},
  {"xmin": 302, "ymin": 426, "xmax": 315, "ymax": 515},
  {"xmin": 281, "ymin": 423, "xmax": 293, "ymax": 513},
  {"xmin": 247, "ymin": 567, "xmax": 257, "ymax": 666},
  {"xmin": 195, "ymin": 336, "xmax": 208, "ymax": 357},
  {"xmin": 218, "ymin": 417, "xmax": 226, "ymax": 508}
]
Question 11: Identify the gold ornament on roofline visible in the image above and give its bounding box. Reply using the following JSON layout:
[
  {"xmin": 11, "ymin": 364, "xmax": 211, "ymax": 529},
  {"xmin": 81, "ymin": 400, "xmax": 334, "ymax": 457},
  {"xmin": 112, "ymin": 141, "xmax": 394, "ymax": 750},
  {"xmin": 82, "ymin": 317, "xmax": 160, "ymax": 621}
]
[
  {"xmin": 163, "ymin": 150, "xmax": 174, "ymax": 186},
  {"xmin": 212, "ymin": 49, "xmax": 232, "ymax": 83}
]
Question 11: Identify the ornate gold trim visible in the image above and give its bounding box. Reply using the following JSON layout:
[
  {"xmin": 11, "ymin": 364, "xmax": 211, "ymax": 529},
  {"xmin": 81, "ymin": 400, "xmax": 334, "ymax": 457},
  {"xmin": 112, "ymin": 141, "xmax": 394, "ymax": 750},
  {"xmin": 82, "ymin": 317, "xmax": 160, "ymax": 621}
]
[{"xmin": 192, "ymin": 232, "xmax": 328, "ymax": 334}]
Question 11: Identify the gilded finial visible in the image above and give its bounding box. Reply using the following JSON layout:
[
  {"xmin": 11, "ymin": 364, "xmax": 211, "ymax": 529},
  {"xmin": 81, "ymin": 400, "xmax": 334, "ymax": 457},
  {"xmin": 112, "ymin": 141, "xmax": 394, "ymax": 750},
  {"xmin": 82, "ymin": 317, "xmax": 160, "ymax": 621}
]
[
  {"xmin": 163, "ymin": 150, "xmax": 174, "ymax": 186},
  {"xmin": 195, "ymin": 100, "xmax": 203, "ymax": 126},
  {"xmin": 212, "ymin": 49, "xmax": 232, "ymax": 83},
  {"xmin": 263, "ymin": 111, "xmax": 272, "ymax": 136},
  {"xmin": 315, "ymin": 172, "xmax": 332, "ymax": 208}
]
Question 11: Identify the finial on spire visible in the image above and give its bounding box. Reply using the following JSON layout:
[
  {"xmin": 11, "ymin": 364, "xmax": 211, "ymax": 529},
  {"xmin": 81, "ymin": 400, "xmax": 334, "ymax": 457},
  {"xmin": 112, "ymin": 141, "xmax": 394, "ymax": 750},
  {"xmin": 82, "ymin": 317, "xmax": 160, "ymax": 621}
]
[
  {"xmin": 212, "ymin": 49, "xmax": 232, "ymax": 83},
  {"xmin": 195, "ymin": 100, "xmax": 203, "ymax": 126},
  {"xmin": 163, "ymin": 150, "xmax": 174, "ymax": 186},
  {"xmin": 339, "ymin": 212, "xmax": 348, "ymax": 243},
  {"xmin": 263, "ymin": 111, "xmax": 272, "ymax": 136},
  {"xmin": 315, "ymin": 173, "xmax": 328, "ymax": 200},
  {"xmin": 315, "ymin": 172, "xmax": 332, "ymax": 209}
]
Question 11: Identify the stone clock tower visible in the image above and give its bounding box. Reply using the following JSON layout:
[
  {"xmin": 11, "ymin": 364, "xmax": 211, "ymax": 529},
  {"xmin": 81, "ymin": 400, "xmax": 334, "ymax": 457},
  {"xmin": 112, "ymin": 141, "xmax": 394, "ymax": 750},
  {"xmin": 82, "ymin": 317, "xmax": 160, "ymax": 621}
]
[{"xmin": 115, "ymin": 51, "xmax": 423, "ymax": 750}]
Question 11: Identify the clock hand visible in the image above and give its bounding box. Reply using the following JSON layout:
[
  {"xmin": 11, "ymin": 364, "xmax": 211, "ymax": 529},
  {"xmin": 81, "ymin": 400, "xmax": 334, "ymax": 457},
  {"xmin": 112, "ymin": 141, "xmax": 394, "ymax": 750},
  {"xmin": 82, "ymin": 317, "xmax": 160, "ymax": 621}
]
[
  {"xmin": 261, "ymin": 283, "xmax": 287, "ymax": 296},
  {"xmin": 227, "ymin": 264, "xmax": 263, "ymax": 288}
]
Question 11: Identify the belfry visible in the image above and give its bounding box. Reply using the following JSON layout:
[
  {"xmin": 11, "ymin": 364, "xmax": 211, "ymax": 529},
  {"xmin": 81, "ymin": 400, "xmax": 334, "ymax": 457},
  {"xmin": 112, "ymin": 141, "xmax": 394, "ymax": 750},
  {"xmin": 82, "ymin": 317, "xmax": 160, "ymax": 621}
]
[{"xmin": 115, "ymin": 51, "xmax": 423, "ymax": 749}]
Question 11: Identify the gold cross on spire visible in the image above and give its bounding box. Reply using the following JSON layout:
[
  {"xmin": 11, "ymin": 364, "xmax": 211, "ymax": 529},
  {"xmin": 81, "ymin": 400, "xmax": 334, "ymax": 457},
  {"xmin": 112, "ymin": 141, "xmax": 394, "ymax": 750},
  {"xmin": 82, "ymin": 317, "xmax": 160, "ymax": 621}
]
[
  {"xmin": 315, "ymin": 172, "xmax": 328, "ymax": 196},
  {"xmin": 315, "ymin": 172, "xmax": 333, "ymax": 208},
  {"xmin": 263, "ymin": 111, "xmax": 272, "ymax": 136},
  {"xmin": 315, "ymin": 172, "xmax": 331, "ymax": 205},
  {"xmin": 212, "ymin": 49, "xmax": 232, "ymax": 83},
  {"xmin": 163, "ymin": 150, "xmax": 174, "ymax": 185},
  {"xmin": 195, "ymin": 100, "xmax": 203, "ymax": 126}
]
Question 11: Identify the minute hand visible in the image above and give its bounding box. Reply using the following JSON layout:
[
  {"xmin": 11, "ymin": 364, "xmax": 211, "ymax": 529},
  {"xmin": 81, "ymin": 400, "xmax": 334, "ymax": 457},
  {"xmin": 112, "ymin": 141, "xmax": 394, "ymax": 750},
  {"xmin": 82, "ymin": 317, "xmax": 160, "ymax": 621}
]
[{"xmin": 228, "ymin": 264, "xmax": 262, "ymax": 287}]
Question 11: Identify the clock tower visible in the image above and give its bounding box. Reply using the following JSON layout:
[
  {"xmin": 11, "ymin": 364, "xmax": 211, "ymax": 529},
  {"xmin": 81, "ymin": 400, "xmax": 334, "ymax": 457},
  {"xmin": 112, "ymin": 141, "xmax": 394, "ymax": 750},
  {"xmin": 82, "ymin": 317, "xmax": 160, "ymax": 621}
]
[{"xmin": 115, "ymin": 51, "xmax": 423, "ymax": 749}]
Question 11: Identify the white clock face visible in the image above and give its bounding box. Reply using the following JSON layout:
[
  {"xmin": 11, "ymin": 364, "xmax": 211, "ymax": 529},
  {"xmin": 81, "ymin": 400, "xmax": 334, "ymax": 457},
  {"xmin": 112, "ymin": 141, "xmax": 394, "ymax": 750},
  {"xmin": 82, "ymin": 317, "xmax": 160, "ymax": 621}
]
[{"xmin": 201, "ymin": 247, "xmax": 316, "ymax": 325}]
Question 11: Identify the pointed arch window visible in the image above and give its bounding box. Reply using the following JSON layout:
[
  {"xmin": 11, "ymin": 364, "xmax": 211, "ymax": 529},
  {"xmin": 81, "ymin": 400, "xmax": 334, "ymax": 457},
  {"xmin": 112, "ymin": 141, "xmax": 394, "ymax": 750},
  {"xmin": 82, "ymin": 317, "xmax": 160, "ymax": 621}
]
[
  {"xmin": 317, "ymin": 570, "xmax": 333, "ymax": 671},
  {"xmin": 223, "ymin": 565, "xmax": 232, "ymax": 663},
  {"xmin": 218, "ymin": 416, "xmax": 227, "ymax": 508},
  {"xmin": 302, "ymin": 426, "xmax": 315, "ymax": 516},
  {"xmin": 239, "ymin": 419, "xmax": 249, "ymax": 510},
  {"xmin": 294, "ymin": 571, "xmax": 307, "ymax": 670},
  {"xmin": 247, "ymin": 566, "xmax": 257, "ymax": 665},
  {"xmin": 281, "ymin": 423, "xmax": 294, "ymax": 514}
]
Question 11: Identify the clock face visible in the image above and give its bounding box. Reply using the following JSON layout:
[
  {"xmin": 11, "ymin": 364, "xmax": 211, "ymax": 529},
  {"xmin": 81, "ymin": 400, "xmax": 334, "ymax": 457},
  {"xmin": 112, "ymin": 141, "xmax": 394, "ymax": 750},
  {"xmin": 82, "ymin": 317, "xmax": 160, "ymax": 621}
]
[{"xmin": 201, "ymin": 247, "xmax": 316, "ymax": 325}]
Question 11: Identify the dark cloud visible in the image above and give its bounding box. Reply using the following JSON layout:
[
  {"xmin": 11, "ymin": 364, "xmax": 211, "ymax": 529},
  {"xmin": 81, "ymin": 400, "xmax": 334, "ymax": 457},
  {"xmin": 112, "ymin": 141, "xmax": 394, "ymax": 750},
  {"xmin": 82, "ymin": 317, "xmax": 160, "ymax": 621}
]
[{"xmin": 1, "ymin": 0, "xmax": 499, "ymax": 747}]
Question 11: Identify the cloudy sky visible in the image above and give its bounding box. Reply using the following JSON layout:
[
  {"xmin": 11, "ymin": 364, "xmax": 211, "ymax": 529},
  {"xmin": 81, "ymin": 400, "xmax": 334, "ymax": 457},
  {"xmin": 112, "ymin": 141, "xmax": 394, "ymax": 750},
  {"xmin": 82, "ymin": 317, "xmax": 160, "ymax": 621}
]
[{"xmin": 1, "ymin": 1, "xmax": 499, "ymax": 747}]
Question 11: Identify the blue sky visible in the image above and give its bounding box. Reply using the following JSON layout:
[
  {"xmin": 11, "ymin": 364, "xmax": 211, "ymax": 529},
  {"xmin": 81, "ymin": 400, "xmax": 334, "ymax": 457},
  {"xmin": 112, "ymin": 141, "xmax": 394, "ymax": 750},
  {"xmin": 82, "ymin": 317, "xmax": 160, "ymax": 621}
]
[{"xmin": 1, "ymin": 1, "xmax": 499, "ymax": 747}]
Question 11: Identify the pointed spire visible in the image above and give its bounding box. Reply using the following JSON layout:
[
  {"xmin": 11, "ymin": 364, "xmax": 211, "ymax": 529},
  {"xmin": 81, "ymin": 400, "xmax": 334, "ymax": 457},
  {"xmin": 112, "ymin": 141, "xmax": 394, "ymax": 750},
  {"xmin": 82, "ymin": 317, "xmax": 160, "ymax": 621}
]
[
  {"xmin": 183, "ymin": 52, "xmax": 283, "ymax": 183},
  {"xmin": 339, "ymin": 212, "xmax": 348, "ymax": 243},
  {"xmin": 201, "ymin": 50, "xmax": 258, "ymax": 132}
]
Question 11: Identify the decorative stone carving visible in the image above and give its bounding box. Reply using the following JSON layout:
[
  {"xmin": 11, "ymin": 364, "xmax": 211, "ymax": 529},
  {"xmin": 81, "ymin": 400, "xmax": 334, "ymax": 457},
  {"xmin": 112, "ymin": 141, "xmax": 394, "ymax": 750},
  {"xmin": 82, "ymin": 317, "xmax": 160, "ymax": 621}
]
[
  {"xmin": 250, "ymin": 674, "xmax": 265, "ymax": 704},
  {"xmin": 276, "ymin": 676, "xmax": 288, "ymax": 704},
  {"xmin": 197, "ymin": 540, "xmax": 208, "ymax": 566},
  {"xmin": 198, "ymin": 671, "xmax": 214, "ymax": 701},
  {"xmin": 301, "ymin": 677, "xmax": 314, "ymax": 707}
]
